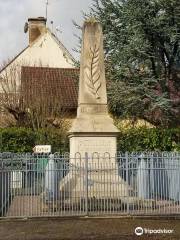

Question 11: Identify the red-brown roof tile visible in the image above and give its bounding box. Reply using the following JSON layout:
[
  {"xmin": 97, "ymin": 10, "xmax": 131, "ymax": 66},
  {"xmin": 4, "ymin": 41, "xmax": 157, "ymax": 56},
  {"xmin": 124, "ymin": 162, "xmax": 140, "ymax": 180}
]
[{"xmin": 21, "ymin": 66, "xmax": 79, "ymax": 110}]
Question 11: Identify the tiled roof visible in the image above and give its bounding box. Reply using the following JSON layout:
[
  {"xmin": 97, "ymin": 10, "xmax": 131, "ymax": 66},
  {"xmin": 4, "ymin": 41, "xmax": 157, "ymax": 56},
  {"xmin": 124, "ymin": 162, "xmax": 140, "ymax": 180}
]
[{"xmin": 21, "ymin": 66, "xmax": 79, "ymax": 110}]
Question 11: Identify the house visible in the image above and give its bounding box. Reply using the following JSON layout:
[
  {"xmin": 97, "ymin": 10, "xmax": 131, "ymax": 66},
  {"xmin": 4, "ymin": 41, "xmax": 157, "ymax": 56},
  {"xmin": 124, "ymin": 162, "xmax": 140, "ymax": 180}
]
[
  {"xmin": 0, "ymin": 17, "xmax": 79, "ymax": 127},
  {"xmin": 0, "ymin": 17, "xmax": 75, "ymax": 71}
]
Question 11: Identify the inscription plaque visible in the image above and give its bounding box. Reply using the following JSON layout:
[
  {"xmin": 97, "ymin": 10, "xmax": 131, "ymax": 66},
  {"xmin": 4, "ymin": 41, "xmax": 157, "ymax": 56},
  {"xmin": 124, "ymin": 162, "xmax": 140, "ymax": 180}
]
[
  {"xmin": 77, "ymin": 138, "xmax": 116, "ymax": 154},
  {"xmin": 79, "ymin": 105, "xmax": 107, "ymax": 114}
]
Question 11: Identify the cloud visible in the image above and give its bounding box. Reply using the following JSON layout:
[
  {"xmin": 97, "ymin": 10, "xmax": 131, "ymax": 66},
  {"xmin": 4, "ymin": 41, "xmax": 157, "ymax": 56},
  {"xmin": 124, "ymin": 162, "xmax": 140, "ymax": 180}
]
[{"xmin": 0, "ymin": 0, "xmax": 93, "ymax": 63}]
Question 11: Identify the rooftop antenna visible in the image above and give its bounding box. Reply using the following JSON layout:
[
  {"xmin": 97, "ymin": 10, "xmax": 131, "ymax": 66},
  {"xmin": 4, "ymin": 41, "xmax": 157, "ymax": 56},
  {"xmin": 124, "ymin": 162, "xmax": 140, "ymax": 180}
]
[
  {"xmin": 55, "ymin": 26, "xmax": 62, "ymax": 37},
  {"xmin": 45, "ymin": 0, "xmax": 49, "ymax": 20},
  {"xmin": 55, "ymin": 26, "xmax": 62, "ymax": 33}
]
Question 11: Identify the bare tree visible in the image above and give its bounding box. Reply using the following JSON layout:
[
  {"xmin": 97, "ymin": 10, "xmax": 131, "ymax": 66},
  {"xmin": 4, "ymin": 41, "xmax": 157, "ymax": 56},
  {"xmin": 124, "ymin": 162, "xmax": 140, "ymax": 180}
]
[{"xmin": 0, "ymin": 61, "xmax": 23, "ymax": 126}]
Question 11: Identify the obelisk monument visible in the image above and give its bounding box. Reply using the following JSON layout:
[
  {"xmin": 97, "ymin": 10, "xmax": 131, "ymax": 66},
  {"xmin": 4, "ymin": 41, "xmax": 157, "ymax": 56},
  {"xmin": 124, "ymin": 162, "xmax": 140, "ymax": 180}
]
[
  {"xmin": 59, "ymin": 19, "xmax": 131, "ymax": 201},
  {"xmin": 69, "ymin": 18, "xmax": 119, "ymax": 157}
]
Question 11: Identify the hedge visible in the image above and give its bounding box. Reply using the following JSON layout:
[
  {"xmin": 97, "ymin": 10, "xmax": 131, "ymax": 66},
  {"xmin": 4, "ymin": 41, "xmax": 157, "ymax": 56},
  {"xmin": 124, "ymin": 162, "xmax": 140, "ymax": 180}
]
[
  {"xmin": 0, "ymin": 127, "xmax": 179, "ymax": 153},
  {"xmin": 117, "ymin": 127, "xmax": 180, "ymax": 152},
  {"xmin": 0, "ymin": 128, "xmax": 69, "ymax": 153}
]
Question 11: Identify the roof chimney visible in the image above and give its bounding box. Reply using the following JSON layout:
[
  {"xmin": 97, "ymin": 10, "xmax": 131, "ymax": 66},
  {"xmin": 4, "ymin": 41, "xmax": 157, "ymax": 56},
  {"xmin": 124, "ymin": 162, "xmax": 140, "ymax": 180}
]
[{"xmin": 28, "ymin": 17, "xmax": 47, "ymax": 45}]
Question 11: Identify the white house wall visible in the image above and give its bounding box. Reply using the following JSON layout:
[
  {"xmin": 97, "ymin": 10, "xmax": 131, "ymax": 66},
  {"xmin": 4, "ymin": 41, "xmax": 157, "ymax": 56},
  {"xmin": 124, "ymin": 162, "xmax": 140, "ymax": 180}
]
[
  {"xmin": 23, "ymin": 32, "xmax": 75, "ymax": 68},
  {"xmin": 0, "ymin": 31, "xmax": 75, "ymax": 92}
]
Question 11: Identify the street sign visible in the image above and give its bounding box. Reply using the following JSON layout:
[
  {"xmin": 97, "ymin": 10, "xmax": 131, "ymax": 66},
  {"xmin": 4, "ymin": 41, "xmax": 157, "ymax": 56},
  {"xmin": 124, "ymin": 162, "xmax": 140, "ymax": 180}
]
[{"xmin": 33, "ymin": 145, "xmax": 51, "ymax": 153}]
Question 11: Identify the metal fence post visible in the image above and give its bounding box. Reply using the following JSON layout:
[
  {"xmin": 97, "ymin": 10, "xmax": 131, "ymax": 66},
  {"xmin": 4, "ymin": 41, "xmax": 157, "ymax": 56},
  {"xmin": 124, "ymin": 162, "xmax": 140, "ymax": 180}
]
[
  {"xmin": 125, "ymin": 152, "xmax": 129, "ymax": 214},
  {"xmin": 85, "ymin": 152, "xmax": 88, "ymax": 216}
]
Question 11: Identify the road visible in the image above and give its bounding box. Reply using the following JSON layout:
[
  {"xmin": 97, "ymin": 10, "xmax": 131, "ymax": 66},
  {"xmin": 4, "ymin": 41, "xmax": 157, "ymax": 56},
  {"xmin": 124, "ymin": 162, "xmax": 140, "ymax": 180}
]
[{"xmin": 0, "ymin": 217, "xmax": 180, "ymax": 240}]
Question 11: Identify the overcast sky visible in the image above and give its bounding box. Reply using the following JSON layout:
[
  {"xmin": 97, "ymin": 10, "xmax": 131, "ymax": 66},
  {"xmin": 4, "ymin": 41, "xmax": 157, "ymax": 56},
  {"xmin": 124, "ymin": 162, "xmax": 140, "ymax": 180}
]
[{"xmin": 0, "ymin": 0, "xmax": 93, "ymax": 64}]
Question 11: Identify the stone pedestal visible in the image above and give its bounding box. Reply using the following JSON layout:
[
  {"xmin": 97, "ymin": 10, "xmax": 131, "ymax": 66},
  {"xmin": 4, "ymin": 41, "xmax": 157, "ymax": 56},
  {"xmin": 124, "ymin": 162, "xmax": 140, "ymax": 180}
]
[{"xmin": 69, "ymin": 136, "xmax": 117, "ymax": 158}]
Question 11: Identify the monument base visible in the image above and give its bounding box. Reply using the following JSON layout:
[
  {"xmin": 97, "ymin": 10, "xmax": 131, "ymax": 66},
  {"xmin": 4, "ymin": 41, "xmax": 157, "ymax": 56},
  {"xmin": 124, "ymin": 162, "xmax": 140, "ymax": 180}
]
[
  {"xmin": 59, "ymin": 170, "xmax": 133, "ymax": 201},
  {"xmin": 69, "ymin": 135, "xmax": 117, "ymax": 158},
  {"xmin": 59, "ymin": 134, "xmax": 134, "ymax": 203}
]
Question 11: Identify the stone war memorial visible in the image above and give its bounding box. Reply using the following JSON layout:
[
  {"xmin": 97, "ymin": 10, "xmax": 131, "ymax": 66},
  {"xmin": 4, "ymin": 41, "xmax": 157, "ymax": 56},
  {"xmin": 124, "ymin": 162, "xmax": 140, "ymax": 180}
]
[
  {"xmin": 59, "ymin": 18, "xmax": 131, "ymax": 202},
  {"xmin": 69, "ymin": 18, "xmax": 119, "ymax": 157}
]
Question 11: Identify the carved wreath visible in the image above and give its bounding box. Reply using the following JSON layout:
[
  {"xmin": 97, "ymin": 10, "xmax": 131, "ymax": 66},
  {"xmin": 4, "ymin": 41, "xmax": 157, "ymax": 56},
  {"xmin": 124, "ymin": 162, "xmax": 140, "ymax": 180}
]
[{"xmin": 85, "ymin": 44, "xmax": 101, "ymax": 99}]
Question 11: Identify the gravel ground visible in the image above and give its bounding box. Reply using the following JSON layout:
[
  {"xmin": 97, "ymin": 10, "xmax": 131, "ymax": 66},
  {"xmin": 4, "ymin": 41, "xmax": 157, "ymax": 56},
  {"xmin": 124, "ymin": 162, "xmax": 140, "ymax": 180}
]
[{"xmin": 0, "ymin": 217, "xmax": 180, "ymax": 240}]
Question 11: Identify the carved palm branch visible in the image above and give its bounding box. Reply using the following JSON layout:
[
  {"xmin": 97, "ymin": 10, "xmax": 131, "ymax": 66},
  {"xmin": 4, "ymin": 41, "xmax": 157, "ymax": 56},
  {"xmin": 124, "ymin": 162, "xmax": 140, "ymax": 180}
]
[{"xmin": 85, "ymin": 44, "xmax": 101, "ymax": 99}]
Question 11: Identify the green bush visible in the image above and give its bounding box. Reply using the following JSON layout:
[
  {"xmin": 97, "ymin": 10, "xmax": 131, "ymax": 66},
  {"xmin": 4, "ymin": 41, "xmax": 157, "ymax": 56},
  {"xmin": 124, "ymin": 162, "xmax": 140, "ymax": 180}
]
[
  {"xmin": 0, "ymin": 127, "xmax": 179, "ymax": 153},
  {"xmin": 0, "ymin": 128, "xmax": 36, "ymax": 152},
  {"xmin": 35, "ymin": 128, "xmax": 69, "ymax": 153},
  {"xmin": 117, "ymin": 127, "xmax": 180, "ymax": 152},
  {"xmin": 0, "ymin": 127, "xmax": 69, "ymax": 153}
]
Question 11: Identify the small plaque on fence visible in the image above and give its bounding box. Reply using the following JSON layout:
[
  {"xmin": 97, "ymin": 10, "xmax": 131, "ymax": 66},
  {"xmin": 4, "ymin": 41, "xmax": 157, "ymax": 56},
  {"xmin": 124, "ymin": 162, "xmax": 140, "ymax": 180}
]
[{"xmin": 33, "ymin": 145, "xmax": 51, "ymax": 153}]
